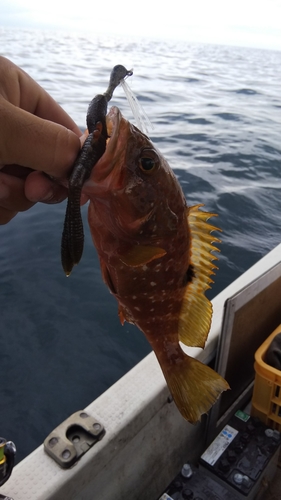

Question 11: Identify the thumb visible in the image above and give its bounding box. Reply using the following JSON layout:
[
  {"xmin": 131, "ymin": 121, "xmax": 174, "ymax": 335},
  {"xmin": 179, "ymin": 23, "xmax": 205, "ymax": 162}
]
[{"xmin": 0, "ymin": 98, "xmax": 81, "ymax": 178}]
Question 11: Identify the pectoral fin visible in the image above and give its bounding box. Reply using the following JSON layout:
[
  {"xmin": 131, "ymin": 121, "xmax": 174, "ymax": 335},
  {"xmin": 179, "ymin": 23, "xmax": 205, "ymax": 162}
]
[{"xmin": 120, "ymin": 245, "xmax": 166, "ymax": 267}]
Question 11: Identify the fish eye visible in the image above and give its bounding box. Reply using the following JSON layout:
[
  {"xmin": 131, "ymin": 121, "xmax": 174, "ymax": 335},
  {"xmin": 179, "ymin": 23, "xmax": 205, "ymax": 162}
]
[
  {"xmin": 140, "ymin": 157, "xmax": 155, "ymax": 171},
  {"xmin": 138, "ymin": 149, "xmax": 159, "ymax": 174}
]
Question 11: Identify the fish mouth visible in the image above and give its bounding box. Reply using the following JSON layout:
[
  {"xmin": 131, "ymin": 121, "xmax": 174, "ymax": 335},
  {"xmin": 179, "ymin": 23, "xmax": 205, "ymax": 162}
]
[
  {"xmin": 92, "ymin": 105, "xmax": 123, "ymax": 179},
  {"xmin": 83, "ymin": 106, "xmax": 126, "ymax": 194},
  {"xmin": 106, "ymin": 106, "xmax": 121, "ymax": 145},
  {"xmin": 105, "ymin": 106, "xmax": 122, "ymax": 158}
]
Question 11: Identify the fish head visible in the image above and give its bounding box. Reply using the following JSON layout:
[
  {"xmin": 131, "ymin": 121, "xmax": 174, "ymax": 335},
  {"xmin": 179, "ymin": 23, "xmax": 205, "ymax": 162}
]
[{"xmin": 84, "ymin": 106, "xmax": 185, "ymax": 239}]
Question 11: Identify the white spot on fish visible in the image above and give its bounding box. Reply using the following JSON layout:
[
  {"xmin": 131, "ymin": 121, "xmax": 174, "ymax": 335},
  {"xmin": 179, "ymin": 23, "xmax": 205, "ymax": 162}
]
[
  {"xmin": 150, "ymin": 282, "xmax": 156, "ymax": 287},
  {"xmin": 142, "ymin": 265, "xmax": 148, "ymax": 271},
  {"xmin": 150, "ymin": 308, "xmax": 154, "ymax": 312},
  {"xmin": 132, "ymin": 296, "xmax": 137, "ymax": 300},
  {"xmin": 134, "ymin": 307, "xmax": 141, "ymax": 311},
  {"xmin": 165, "ymin": 259, "xmax": 173, "ymax": 271}
]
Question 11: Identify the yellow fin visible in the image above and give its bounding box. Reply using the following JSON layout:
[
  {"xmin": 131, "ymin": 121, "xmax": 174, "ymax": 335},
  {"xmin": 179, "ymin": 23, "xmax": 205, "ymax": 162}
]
[
  {"xmin": 178, "ymin": 205, "xmax": 221, "ymax": 348},
  {"xmin": 160, "ymin": 350, "xmax": 229, "ymax": 423},
  {"xmin": 120, "ymin": 245, "xmax": 166, "ymax": 267},
  {"xmin": 179, "ymin": 290, "xmax": 213, "ymax": 348}
]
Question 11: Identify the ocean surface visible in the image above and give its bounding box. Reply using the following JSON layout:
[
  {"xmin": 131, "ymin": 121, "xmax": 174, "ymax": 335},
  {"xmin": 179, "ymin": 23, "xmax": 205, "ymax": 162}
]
[{"xmin": 0, "ymin": 27, "xmax": 281, "ymax": 463}]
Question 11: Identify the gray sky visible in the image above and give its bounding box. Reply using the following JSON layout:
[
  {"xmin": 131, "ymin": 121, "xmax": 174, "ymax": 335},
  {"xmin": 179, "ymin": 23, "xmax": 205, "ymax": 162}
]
[{"xmin": 1, "ymin": 0, "xmax": 281, "ymax": 50}]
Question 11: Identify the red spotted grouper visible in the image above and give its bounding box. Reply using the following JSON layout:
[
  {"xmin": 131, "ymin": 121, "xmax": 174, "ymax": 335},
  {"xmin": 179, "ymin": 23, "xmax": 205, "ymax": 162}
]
[{"xmin": 62, "ymin": 66, "xmax": 229, "ymax": 423}]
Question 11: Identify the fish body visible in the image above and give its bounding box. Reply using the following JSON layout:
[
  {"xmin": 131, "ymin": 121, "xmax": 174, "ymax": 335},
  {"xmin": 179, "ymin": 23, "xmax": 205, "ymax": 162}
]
[{"xmin": 83, "ymin": 106, "xmax": 229, "ymax": 423}]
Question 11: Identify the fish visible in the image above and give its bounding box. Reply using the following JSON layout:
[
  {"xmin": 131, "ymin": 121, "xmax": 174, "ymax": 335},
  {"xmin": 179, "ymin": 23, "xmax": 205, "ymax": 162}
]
[{"xmin": 80, "ymin": 105, "xmax": 229, "ymax": 423}]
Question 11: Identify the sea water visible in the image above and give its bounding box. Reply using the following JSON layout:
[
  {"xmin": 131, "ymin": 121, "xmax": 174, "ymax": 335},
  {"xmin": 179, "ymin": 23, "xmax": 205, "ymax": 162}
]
[{"xmin": 0, "ymin": 27, "xmax": 280, "ymax": 462}]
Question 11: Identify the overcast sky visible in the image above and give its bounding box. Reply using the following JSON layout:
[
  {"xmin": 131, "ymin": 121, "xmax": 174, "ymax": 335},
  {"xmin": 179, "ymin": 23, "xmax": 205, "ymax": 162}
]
[{"xmin": 1, "ymin": 0, "xmax": 281, "ymax": 50}]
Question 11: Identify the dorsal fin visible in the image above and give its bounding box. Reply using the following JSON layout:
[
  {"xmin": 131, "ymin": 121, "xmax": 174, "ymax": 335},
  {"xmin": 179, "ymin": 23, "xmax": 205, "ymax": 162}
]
[{"xmin": 178, "ymin": 204, "xmax": 221, "ymax": 348}]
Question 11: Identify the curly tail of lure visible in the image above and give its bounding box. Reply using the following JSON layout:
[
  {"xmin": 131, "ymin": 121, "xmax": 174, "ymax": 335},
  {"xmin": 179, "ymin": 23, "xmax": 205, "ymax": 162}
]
[{"xmin": 61, "ymin": 65, "xmax": 133, "ymax": 276}]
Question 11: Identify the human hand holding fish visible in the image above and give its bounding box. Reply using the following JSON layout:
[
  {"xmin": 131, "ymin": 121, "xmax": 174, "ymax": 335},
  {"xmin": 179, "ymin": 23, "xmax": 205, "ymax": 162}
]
[{"xmin": 0, "ymin": 56, "xmax": 82, "ymax": 224}]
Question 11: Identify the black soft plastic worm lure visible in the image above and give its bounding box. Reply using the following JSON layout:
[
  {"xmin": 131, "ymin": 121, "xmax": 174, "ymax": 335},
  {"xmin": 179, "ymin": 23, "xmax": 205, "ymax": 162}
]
[{"xmin": 61, "ymin": 65, "xmax": 133, "ymax": 276}]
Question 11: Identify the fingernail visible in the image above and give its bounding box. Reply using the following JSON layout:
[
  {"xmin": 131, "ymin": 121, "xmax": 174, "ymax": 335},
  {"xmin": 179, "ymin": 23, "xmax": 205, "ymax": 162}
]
[
  {"xmin": 40, "ymin": 190, "xmax": 56, "ymax": 202},
  {"xmin": 40, "ymin": 187, "xmax": 66, "ymax": 205}
]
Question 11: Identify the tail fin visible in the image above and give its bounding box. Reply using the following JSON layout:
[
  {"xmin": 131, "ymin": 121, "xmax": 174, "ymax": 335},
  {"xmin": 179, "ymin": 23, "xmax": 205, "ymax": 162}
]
[{"xmin": 161, "ymin": 353, "xmax": 229, "ymax": 423}]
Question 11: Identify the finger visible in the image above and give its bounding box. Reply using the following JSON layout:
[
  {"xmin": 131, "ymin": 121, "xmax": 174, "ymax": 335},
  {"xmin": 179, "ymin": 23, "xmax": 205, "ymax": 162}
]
[
  {"xmin": 25, "ymin": 172, "xmax": 89, "ymax": 205},
  {"xmin": 79, "ymin": 129, "xmax": 89, "ymax": 146},
  {"xmin": 0, "ymin": 98, "xmax": 81, "ymax": 178},
  {"xmin": 20, "ymin": 72, "xmax": 82, "ymax": 137},
  {"xmin": 0, "ymin": 171, "xmax": 34, "ymax": 212},
  {"xmin": 25, "ymin": 171, "xmax": 68, "ymax": 204},
  {"xmin": 1, "ymin": 164, "xmax": 33, "ymax": 179},
  {"xmin": 1, "ymin": 56, "xmax": 81, "ymax": 137},
  {"xmin": 0, "ymin": 206, "xmax": 18, "ymax": 225}
]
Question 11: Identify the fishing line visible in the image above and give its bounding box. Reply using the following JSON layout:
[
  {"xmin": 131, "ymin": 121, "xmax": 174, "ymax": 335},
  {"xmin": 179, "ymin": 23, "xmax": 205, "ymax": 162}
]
[{"xmin": 120, "ymin": 76, "xmax": 153, "ymax": 135}]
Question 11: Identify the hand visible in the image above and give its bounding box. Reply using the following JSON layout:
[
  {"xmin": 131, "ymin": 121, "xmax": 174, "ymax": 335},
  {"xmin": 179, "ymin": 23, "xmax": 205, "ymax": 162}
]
[{"xmin": 0, "ymin": 56, "xmax": 83, "ymax": 224}]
